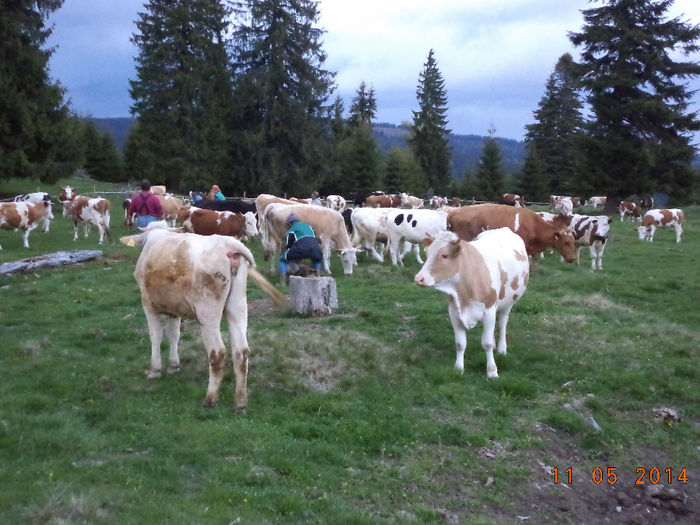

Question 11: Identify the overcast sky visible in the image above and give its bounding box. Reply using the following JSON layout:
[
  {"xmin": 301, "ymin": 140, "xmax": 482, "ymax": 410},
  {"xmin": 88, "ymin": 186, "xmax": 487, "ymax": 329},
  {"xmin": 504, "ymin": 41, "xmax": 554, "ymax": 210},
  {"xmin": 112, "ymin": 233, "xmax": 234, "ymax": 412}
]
[{"xmin": 46, "ymin": 0, "xmax": 700, "ymax": 141}]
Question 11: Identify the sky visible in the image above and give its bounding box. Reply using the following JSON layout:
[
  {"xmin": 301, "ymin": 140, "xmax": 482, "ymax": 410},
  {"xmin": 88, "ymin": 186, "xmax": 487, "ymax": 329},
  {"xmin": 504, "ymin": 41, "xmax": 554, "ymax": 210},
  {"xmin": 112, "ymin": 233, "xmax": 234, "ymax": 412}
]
[{"xmin": 46, "ymin": 0, "xmax": 700, "ymax": 142}]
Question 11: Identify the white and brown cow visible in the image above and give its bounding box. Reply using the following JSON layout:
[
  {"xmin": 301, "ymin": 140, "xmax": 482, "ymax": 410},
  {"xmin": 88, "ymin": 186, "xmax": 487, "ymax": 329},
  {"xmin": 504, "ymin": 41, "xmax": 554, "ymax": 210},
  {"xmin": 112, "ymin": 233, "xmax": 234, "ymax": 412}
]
[
  {"xmin": 414, "ymin": 228, "xmax": 530, "ymax": 378},
  {"xmin": 618, "ymin": 200, "xmax": 640, "ymax": 222},
  {"xmin": 13, "ymin": 192, "xmax": 52, "ymax": 231},
  {"xmin": 567, "ymin": 214, "xmax": 611, "ymax": 270},
  {"xmin": 120, "ymin": 229, "xmax": 285, "ymax": 411},
  {"xmin": 447, "ymin": 204, "xmax": 577, "ymax": 263},
  {"xmin": 324, "ymin": 195, "xmax": 347, "ymax": 212},
  {"xmin": 501, "ymin": 193, "xmax": 524, "ymax": 208},
  {"xmin": 636, "ymin": 209, "xmax": 684, "ymax": 243},
  {"xmin": 263, "ymin": 203, "xmax": 358, "ymax": 275},
  {"xmin": 0, "ymin": 200, "xmax": 54, "ymax": 249},
  {"xmin": 384, "ymin": 208, "xmax": 448, "ymax": 266},
  {"xmin": 350, "ymin": 207, "xmax": 419, "ymax": 263},
  {"xmin": 400, "ymin": 193, "xmax": 424, "ymax": 209},
  {"xmin": 156, "ymin": 194, "xmax": 185, "ymax": 227},
  {"xmin": 181, "ymin": 207, "xmax": 258, "ymax": 239},
  {"xmin": 59, "ymin": 186, "xmax": 111, "ymax": 244},
  {"xmin": 584, "ymin": 196, "xmax": 607, "ymax": 208},
  {"xmin": 366, "ymin": 194, "xmax": 402, "ymax": 208}
]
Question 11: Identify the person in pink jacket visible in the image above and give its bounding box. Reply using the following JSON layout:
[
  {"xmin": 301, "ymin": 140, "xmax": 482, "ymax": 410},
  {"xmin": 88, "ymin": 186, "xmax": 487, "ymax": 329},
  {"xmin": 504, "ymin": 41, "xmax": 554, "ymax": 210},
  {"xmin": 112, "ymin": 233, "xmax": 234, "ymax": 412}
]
[{"xmin": 129, "ymin": 180, "xmax": 164, "ymax": 228}]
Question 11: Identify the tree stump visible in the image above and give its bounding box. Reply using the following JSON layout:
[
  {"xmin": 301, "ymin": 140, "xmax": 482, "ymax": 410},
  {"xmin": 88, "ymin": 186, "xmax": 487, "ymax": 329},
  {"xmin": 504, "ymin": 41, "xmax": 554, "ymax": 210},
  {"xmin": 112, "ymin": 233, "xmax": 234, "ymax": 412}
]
[{"xmin": 288, "ymin": 275, "xmax": 337, "ymax": 315}]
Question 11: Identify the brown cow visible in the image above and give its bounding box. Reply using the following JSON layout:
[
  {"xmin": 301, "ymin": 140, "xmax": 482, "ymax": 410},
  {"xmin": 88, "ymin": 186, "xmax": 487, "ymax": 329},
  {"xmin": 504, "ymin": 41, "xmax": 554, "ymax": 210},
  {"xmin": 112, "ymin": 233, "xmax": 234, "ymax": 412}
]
[
  {"xmin": 365, "ymin": 194, "xmax": 402, "ymax": 208},
  {"xmin": 446, "ymin": 203, "xmax": 576, "ymax": 262},
  {"xmin": 636, "ymin": 208, "xmax": 684, "ymax": 243},
  {"xmin": 181, "ymin": 208, "xmax": 258, "ymax": 239},
  {"xmin": 0, "ymin": 201, "xmax": 54, "ymax": 249},
  {"xmin": 501, "ymin": 193, "xmax": 524, "ymax": 208},
  {"xmin": 156, "ymin": 194, "xmax": 185, "ymax": 226}
]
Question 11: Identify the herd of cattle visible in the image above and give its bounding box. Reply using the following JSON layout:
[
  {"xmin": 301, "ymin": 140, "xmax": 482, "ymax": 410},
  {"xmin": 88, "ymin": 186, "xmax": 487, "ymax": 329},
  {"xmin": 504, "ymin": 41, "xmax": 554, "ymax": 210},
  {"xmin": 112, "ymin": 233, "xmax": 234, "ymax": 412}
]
[{"xmin": 0, "ymin": 186, "xmax": 688, "ymax": 410}]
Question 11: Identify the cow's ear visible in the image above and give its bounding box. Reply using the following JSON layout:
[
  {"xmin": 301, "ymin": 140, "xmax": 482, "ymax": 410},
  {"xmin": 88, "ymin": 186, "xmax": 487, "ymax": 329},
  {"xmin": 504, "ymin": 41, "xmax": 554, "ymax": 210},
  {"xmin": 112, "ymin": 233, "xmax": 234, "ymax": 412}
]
[
  {"xmin": 423, "ymin": 235, "xmax": 433, "ymax": 247},
  {"xmin": 448, "ymin": 239, "xmax": 461, "ymax": 257}
]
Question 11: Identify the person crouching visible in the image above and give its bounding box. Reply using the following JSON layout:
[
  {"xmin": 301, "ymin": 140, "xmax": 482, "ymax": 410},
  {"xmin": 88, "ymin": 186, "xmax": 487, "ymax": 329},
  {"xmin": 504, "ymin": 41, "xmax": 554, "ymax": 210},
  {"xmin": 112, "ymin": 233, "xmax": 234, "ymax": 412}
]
[{"xmin": 279, "ymin": 213, "xmax": 323, "ymax": 278}]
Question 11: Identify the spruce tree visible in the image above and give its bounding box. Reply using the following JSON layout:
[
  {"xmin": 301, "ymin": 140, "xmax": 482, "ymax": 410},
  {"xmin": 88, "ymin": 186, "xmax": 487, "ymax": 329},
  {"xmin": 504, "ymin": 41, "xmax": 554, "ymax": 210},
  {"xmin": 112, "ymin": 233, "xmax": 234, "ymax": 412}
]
[
  {"xmin": 82, "ymin": 121, "xmax": 123, "ymax": 183},
  {"xmin": 230, "ymin": 0, "xmax": 335, "ymax": 195},
  {"xmin": 348, "ymin": 81, "xmax": 377, "ymax": 127},
  {"xmin": 525, "ymin": 53, "xmax": 585, "ymax": 196},
  {"xmin": 129, "ymin": 0, "xmax": 234, "ymax": 192},
  {"xmin": 570, "ymin": 0, "xmax": 700, "ymax": 202},
  {"xmin": 1, "ymin": 0, "xmax": 72, "ymax": 181},
  {"xmin": 337, "ymin": 124, "xmax": 382, "ymax": 194},
  {"xmin": 409, "ymin": 49, "xmax": 451, "ymax": 195},
  {"xmin": 476, "ymin": 127, "xmax": 506, "ymax": 201},
  {"xmin": 518, "ymin": 146, "xmax": 549, "ymax": 203}
]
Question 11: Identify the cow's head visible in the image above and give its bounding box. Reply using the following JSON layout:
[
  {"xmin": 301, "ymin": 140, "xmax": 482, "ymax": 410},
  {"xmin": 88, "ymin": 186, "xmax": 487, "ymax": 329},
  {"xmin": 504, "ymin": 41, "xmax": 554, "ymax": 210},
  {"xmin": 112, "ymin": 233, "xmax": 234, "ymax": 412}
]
[
  {"xmin": 59, "ymin": 186, "xmax": 74, "ymax": 202},
  {"xmin": 243, "ymin": 211, "xmax": 258, "ymax": 237},
  {"xmin": 415, "ymin": 231, "xmax": 460, "ymax": 287},
  {"xmin": 636, "ymin": 225, "xmax": 651, "ymax": 241},
  {"xmin": 339, "ymin": 248, "xmax": 358, "ymax": 275},
  {"xmin": 553, "ymin": 228, "xmax": 577, "ymax": 263}
]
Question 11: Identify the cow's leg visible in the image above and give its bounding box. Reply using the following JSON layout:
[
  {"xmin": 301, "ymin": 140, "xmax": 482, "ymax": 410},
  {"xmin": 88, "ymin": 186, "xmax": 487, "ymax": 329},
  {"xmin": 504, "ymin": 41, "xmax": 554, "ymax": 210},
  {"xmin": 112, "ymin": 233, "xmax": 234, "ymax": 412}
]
[
  {"xmin": 576, "ymin": 246, "xmax": 582, "ymax": 266},
  {"xmin": 43, "ymin": 216, "xmax": 50, "ymax": 233},
  {"xmin": 495, "ymin": 305, "xmax": 513, "ymax": 355},
  {"xmin": 481, "ymin": 311, "xmax": 498, "ymax": 378},
  {"xmin": 83, "ymin": 222, "xmax": 90, "ymax": 239},
  {"xmin": 72, "ymin": 220, "xmax": 80, "ymax": 241},
  {"xmin": 199, "ymin": 321, "xmax": 227, "ymax": 407},
  {"xmin": 164, "ymin": 316, "xmax": 181, "ymax": 374},
  {"xmin": 225, "ymin": 275, "xmax": 250, "ymax": 413},
  {"xmin": 448, "ymin": 301, "xmax": 467, "ymax": 373},
  {"xmin": 321, "ymin": 239, "xmax": 332, "ymax": 273},
  {"xmin": 675, "ymin": 224, "xmax": 682, "ymax": 243},
  {"xmin": 97, "ymin": 223, "xmax": 105, "ymax": 244},
  {"xmin": 20, "ymin": 226, "xmax": 31, "ymax": 248},
  {"xmin": 143, "ymin": 304, "xmax": 164, "ymax": 379},
  {"xmin": 387, "ymin": 236, "xmax": 401, "ymax": 266},
  {"xmin": 648, "ymin": 225, "xmax": 656, "ymax": 242}
]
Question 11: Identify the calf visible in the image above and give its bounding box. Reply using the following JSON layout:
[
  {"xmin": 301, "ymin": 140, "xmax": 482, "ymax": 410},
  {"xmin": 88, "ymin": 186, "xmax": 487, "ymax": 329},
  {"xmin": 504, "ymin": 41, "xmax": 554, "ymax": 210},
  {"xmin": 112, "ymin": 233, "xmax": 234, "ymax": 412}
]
[
  {"xmin": 12, "ymin": 192, "xmax": 52, "ymax": 231},
  {"xmin": 182, "ymin": 208, "xmax": 258, "ymax": 239},
  {"xmin": 618, "ymin": 200, "xmax": 640, "ymax": 222},
  {"xmin": 384, "ymin": 208, "xmax": 448, "ymax": 266},
  {"xmin": 414, "ymin": 228, "xmax": 529, "ymax": 378},
  {"xmin": 59, "ymin": 186, "xmax": 111, "ymax": 244},
  {"xmin": 120, "ymin": 229, "xmax": 285, "ymax": 411},
  {"xmin": 636, "ymin": 209, "xmax": 684, "ymax": 243},
  {"xmin": 0, "ymin": 201, "xmax": 54, "ymax": 249}
]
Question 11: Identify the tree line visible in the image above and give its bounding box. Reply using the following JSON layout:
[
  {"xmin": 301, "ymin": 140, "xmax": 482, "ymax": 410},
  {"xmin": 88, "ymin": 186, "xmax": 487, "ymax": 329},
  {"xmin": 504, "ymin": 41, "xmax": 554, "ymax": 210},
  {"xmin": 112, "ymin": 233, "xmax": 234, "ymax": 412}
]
[{"xmin": 2, "ymin": 0, "xmax": 699, "ymax": 204}]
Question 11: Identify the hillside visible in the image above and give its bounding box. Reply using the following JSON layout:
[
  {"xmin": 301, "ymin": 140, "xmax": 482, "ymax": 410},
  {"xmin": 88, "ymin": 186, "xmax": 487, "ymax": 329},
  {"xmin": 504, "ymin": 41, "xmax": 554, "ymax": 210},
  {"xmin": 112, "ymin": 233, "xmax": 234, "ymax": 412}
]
[{"xmin": 91, "ymin": 117, "xmax": 528, "ymax": 177}]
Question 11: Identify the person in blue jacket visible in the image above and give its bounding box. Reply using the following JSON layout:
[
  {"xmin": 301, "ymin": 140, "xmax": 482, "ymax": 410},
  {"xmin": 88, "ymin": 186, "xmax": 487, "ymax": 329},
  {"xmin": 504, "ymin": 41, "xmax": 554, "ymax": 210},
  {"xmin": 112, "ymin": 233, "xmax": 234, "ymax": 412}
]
[{"xmin": 279, "ymin": 213, "xmax": 323, "ymax": 276}]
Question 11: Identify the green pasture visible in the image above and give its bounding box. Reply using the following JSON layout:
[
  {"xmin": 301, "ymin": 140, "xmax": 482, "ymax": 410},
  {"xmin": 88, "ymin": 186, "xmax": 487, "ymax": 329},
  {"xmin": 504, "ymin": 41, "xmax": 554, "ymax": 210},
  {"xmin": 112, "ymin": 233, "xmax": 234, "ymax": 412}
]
[{"xmin": 0, "ymin": 177, "xmax": 698, "ymax": 523}]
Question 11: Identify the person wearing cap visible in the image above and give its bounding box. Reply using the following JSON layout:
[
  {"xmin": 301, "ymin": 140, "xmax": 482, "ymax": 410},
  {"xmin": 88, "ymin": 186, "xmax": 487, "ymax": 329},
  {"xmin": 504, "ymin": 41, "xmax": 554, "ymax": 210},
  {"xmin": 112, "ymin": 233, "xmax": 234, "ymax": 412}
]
[
  {"xmin": 210, "ymin": 185, "xmax": 225, "ymax": 201},
  {"xmin": 128, "ymin": 179, "xmax": 164, "ymax": 228},
  {"xmin": 310, "ymin": 191, "xmax": 322, "ymax": 206},
  {"xmin": 279, "ymin": 213, "xmax": 323, "ymax": 276}
]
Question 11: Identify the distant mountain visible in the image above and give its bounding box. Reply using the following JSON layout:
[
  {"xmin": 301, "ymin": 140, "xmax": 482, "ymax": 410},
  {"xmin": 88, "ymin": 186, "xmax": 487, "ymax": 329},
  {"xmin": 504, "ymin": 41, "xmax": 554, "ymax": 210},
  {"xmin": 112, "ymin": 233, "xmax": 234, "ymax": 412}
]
[{"xmin": 89, "ymin": 117, "xmax": 699, "ymax": 175}]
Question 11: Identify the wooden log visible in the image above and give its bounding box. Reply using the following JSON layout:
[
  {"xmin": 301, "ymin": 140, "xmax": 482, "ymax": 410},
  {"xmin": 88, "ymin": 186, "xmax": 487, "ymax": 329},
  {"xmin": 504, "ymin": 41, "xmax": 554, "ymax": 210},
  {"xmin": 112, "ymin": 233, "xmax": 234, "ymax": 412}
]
[
  {"xmin": 288, "ymin": 275, "xmax": 337, "ymax": 315},
  {"xmin": 0, "ymin": 250, "xmax": 103, "ymax": 274}
]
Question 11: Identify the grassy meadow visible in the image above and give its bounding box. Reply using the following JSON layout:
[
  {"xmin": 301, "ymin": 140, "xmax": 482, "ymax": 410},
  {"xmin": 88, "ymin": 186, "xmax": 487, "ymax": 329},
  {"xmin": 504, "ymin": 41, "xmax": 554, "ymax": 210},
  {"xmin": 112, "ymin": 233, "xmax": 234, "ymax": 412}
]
[{"xmin": 0, "ymin": 176, "xmax": 698, "ymax": 524}]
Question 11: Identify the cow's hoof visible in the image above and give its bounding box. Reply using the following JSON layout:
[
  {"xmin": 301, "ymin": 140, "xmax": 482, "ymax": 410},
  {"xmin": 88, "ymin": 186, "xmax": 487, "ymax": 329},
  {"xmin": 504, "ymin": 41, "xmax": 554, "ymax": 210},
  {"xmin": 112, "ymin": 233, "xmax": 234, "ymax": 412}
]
[
  {"xmin": 201, "ymin": 396, "xmax": 218, "ymax": 408},
  {"xmin": 167, "ymin": 364, "xmax": 180, "ymax": 375},
  {"xmin": 146, "ymin": 369, "xmax": 161, "ymax": 379},
  {"xmin": 487, "ymin": 370, "xmax": 499, "ymax": 379},
  {"xmin": 454, "ymin": 366, "xmax": 465, "ymax": 375},
  {"xmin": 234, "ymin": 405, "xmax": 247, "ymax": 414}
]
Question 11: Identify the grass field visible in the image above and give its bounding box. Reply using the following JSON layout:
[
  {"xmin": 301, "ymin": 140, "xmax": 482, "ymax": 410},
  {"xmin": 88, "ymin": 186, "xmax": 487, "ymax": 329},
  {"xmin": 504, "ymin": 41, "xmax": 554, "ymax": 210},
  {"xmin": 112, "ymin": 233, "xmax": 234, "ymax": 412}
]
[{"xmin": 1, "ymin": 177, "xmax": 698, "ymax": 524}]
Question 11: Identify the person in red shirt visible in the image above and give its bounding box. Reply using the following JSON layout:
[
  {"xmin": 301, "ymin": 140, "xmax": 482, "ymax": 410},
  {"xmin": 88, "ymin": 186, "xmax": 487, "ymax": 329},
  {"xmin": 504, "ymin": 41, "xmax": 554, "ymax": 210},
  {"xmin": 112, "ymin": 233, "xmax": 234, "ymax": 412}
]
[{"xmin": 129, "ymin": 180, "xmax": 164, "ymax": 228}]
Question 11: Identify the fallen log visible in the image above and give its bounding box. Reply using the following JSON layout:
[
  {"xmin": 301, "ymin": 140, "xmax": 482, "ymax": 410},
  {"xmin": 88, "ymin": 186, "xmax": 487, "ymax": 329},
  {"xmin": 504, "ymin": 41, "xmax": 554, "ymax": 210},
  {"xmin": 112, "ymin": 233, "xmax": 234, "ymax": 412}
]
[{"xmin": 0, "ymin": 250, "xmax": 103, "ymax": 274}]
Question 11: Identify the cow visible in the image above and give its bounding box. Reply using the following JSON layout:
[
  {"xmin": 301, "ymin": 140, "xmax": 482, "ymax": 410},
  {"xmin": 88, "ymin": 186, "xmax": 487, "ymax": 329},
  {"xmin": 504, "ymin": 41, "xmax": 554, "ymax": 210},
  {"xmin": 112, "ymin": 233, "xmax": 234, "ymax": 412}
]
[
  {"xmin": 350, "ymin": 191, "xmax": 384, "ymax": 207},
  {"xmin": 181, "ymin": 207, "xmax": 258, "ymax": 239},
  {"xmin": 263, "ymin": 203, "xmax": 358, "ymax": 275},
  {"xmin": 567, "ymin": 214, "xmax": 612, "ymax": 270},
  {"xmin": 501, "ymin": 193, "xmax": 524, "ymax": 208},
  {"xmin": 350, "ymin": 207, "xmax": 392, "ymax": 262},
  {"xmin": 400, "ymin": 193, "xmax": 424, "ymax": 209},
  {"xmin": 123, "ymin": 198, "xmax": 134, "ymax": 227},
  {"xmin": 384, "ymin": 208, "xmax": 448, "ymax": 266},
  {"xmin": 639, "ymin": 195, "xmax": 655, "ymax": 213},
  {"xmin": 119, "ymin": 228, "xmax": 285, "ymax": 411},
  {"xmin": 195, "ymin": 198, "xmax": 258, "ymax": 217},
  {"xmin": 0, "ymin": 201, "xmax": 54, "ymax": 249},
  {"xmin": 254, "ymin": 193, "xmax": 297, "ymax": 229},
  {"xmin": 584, "ymin": 196, "xmax": 606, "ymax": 208},
  {"xmin": 636, "ymin": 209, "xmax": 684, "ymax": 243},
  {"xmin": 618, "ymin": 200, "xmax": 640, "ymax": 222},
  {"xmin": 555, "ymin": 196, "xmax": 573, "ymax": 215},
  {"xmin": 150, "ymin": 185, "xmax": 166, "ymax": 196},
  {"xmin": 429, "ymin": 196, "xmax": 449, "ymax": 208},
  {"xmin": 365, "ymin": 194, "xmax": 402, "ymax": 208},
  {"xmin": 447, "ymin": 204, "xmax": 577, "ymax": 263},
  {"xmin": 414, "ymin": 228, "xmax": 529, "ymax": 378},
  {"xmin": 59, "ymin": 186, "xmax": 111, "ymax": 244},
  {"xmin": 156, "ymin": 194, "xmax": 185, "ymax": 227},
  {"xmin": 12, "ymin": 192, "xmax": 52, "ymax": 231},
  {"xmin": 550, "ymin": 195, "xmax": 580, "ymax": 209},
  {"xmin": 324, "ymin": 195, "xmax": 346, "ymax": 212}
]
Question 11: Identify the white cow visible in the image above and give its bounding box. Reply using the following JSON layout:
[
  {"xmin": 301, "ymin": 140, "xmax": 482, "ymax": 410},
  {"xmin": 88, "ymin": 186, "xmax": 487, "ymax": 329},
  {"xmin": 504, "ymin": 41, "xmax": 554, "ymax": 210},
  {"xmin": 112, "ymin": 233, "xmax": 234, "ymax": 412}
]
[
  {"xmin": 120, "ymin": 229, "xmax": 285, "ymax": 411},
  {"xmin": 324, "ymin": 195, "xmax": 346, "ymax": 212},
  {"xmin": 415, "ymin": 228, "xmax": 530, "ymax": 378},
  {"xmin": 400, "ymin": 193, "xmax": 424, "ymax": 209},
  {"xmin": 384, "ymin": 208, "xmax": 447, "ymax": 266}
]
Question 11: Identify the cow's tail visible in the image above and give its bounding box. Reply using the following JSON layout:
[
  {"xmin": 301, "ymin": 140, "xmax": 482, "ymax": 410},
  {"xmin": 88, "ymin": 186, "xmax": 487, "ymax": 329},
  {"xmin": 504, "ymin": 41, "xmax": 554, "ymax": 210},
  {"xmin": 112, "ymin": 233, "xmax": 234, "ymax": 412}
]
[{"xmin": 248, "ymin": 266, "xmax": 288, "ymax": 308}]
